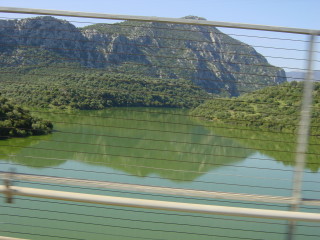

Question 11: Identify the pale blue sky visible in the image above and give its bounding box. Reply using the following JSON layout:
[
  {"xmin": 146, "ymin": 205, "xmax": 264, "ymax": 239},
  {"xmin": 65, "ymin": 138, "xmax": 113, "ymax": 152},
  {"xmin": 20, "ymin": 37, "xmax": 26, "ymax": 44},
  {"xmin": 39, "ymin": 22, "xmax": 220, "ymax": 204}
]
[
  {"xmin": 0, "ymin": 0, "xmax": 319, "ymax": 28},
  {"xmin": 0, "ymin": 0, "xmax": 319, "ymax": 71}
]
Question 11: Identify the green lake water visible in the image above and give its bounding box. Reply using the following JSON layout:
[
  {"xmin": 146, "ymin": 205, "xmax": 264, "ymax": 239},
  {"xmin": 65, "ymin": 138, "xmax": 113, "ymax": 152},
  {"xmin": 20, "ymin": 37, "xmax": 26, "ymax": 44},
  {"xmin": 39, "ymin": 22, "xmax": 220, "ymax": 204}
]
[{"xmin": 0, "ymin": 107, "xmax": 319, "ymax": 240}]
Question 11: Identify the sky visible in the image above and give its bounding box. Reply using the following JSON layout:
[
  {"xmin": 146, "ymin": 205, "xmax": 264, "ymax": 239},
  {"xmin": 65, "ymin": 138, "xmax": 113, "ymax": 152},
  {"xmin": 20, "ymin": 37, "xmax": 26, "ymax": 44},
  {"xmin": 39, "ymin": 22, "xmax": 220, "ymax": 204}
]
[{"xmin": 0, "ymin": 0, "xmax": 319, "ymax": 71}]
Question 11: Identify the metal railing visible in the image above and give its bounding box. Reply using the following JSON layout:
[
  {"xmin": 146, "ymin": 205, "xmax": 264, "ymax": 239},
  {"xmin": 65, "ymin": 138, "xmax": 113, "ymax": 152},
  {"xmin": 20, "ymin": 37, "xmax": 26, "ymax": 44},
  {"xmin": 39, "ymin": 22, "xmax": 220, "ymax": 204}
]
[{"xmin": 0, "ymin": 7, "xmax": 319, "ymax": 240}]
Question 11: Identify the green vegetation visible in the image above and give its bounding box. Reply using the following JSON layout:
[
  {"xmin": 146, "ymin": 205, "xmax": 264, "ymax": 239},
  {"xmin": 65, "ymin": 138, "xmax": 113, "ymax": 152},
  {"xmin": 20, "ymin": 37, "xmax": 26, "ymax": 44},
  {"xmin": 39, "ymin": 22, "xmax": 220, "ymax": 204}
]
[
  {"xmin": 0, "ymin": 96, "xmax": 53, "ymax": 138},
  {"xmin": 200, "ymin": 121, "xmax": 320, "ymax": 172},
  {"xmin": 0, "ymin": 65, "xmax": 208, "ymax": 110},
  {"xmin": 191, "ymin": 81, "xmax": 320, "ymax": 135}
]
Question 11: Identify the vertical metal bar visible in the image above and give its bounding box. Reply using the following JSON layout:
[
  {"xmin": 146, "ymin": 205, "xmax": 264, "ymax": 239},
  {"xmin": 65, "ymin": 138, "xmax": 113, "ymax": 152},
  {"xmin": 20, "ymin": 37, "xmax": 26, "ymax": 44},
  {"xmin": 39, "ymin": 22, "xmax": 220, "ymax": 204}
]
[
  {"xmin": 3, "ymin": 170, "xmax": 14, "ymax": 204},
  {"xmin": 287, "ymin": 34, "xmax": 317, "ymax": 240},
  {"xmin": 292, "ymin": 34, "xmax": 316, "ymax": 206}
]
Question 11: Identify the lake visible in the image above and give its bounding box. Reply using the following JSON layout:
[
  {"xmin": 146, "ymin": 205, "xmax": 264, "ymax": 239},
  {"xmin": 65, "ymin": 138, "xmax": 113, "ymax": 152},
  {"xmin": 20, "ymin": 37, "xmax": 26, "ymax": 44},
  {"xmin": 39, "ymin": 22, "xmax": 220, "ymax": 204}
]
[{"xmin": 1, "ymin": 107, "xmax": 319, "ymax": 240}]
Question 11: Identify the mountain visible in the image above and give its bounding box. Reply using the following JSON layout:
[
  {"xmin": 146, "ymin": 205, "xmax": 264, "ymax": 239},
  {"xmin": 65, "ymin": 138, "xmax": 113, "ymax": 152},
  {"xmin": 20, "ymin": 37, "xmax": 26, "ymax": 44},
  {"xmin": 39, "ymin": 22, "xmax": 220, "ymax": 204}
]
[
  {"xmin": 191, "ymin": 81, "xmax": 320, "ymax": 135},
  {"xmin": 0, "ymin": 16, "xmax": 286, "ymax": 98},
  {"xmin": 286, "ymin": 71, "xmax": 320, "ymax": 82}
]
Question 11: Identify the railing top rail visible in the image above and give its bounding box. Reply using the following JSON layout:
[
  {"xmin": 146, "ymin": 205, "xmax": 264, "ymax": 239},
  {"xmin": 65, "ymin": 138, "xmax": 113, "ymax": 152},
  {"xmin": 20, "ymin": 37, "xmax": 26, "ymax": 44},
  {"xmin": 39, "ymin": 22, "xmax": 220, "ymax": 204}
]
[
  {"xmin": 2, "ymin": 172, "xmax": 320, "ymax": 206},
  {"xmin": 0, "ymin": 7, "xmax": 320, "ymax": 35},
  {"xmin": 1, "ymin": 185, "xmax": 320, "ymax": 222}
]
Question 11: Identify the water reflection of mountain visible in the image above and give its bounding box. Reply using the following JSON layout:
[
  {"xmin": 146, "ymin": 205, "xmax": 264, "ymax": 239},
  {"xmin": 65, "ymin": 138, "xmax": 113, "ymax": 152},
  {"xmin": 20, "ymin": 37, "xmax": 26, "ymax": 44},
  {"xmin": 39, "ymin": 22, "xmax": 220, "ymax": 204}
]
[
  {"xmin": 0, "ymin": 133, "xmax": 66, "ymax": 168},
  {"xmin": 199, "ymin": 120, "xmax": 320, "ymax": 172},
  {"xmin": 3, "ymin": 108, "xmax": 254, "ymax": 181}
]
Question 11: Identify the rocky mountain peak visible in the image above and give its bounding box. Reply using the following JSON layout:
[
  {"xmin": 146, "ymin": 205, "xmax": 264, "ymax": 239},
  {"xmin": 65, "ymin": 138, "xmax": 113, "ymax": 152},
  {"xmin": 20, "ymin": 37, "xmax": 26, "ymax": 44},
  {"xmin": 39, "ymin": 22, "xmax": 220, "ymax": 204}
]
[
  {"xmin": 0, "ymin": 16, "xmax": 286, "ymax": 96},
  {"xmin": 182, "ymin": 16, "xmax": 207, "ymax": 21}
]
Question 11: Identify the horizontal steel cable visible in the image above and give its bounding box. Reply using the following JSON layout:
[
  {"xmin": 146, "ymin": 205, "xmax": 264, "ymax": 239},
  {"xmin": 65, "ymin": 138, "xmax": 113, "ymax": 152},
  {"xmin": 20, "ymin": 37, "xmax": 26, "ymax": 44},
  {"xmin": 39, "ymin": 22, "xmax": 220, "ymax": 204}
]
[
  {"xmin": 1, "ymin": 19, "xmax": 316, "ymax": 60},
  {"xmin": 0, "ymin": 18, "xmax": 318, "ymax": 188},
  {"xmin": 0, "ymin": 37, "xmax": 309, "ymax": 72},
  {"xmin": 2, "ymin": 71, "xmax": 312, "ymax": 104},
  {"xmin": 1, "ymin": 16, "xmax": 315, "ymax": 44},
  {"xmin": 1, "ymin": 155, "xmax": 315, "ymax": 185},
  {"xmin": 3, "ymin": 83, "xmax": 320, "ymax": 127},
  {"xmin": 1, "ymin": 16, "xmax": 318, "ymax": 238},
  {"xmin": 1, "ymin": 57, "xmax": 315, "ymax": 95},
  {"xmin": 6, "ymin": 182, "xmax": 320, "ymax": 212},
  {"xmin": 0, "ymin": 123, "xmax": 308, "ymax": 150},
  {"xmin": 2, "ymin": 117, "xmax": 319, "ymax": 158},
  {"xmin": 2, "ymin": 78, "xmax": 320, "ymax": 118},
  {"xmin": 4, "ymin": 102, "xmax": 320, "ymax": 134},
  {"xmin": 0, "ymin": 50, "xmax": 290, "ymax": 82},
  {"xmin": 3, "ymin": 132, "xmax": 320, "ymax": 162},
  {"xmin": 0, "ymin": 214, "xmax": 265, "ymax": 240},
  {"xmin": 0, "ymin": 67, "xmax": 290, "ymax": 92},
  {"xmin": 1, "ymin": 52, "xmax": 314, "ymax": 87},
  {"xmin": 2, "ymin": 161, "xmax": 316, "ymax": 190},
  {"xmin": 0, "ymin": 222, "xmax": 167, "ymax": 240},
  {"xmin": 0, "ymin": 230, "xmax": 86, "ymax": 240},
  {"xmin": 1, "ymin": 120, "xmax": 319, "ymax": 149},
  {"xmin": 1, "ymin": 155, "xmax": 318, "ymax": 184},
  {"xmin": 0, "ymin": 24, "xmax": 315, "ymax": 53},
  {"xmin": 11, "ymin": 178, "xmax": 318, "ymax": 202},
  {"xmin": 1, "ymin": 65, "xmax": 318, "ymax": 110},
  {"xmin": 7, "ymin": 196, "xmax": 320, "ymax": 228},
  {"xmin": 0, "ymin": 34, "xmax": 311, "ymax": 64},
  {"xmin": 0, "ymin": 109, "xmax": 310, "ymax": 134},
  {"xmin": 2, "ymin": 110, "xmax": 317, "ymax": 138},
  {"xmin": 32, "ymin": 107, "xmax": 320, "ymax": 132},
  {"xmin": 0, "ymin": 143, "xmax": 304, "ymax": 174},
  {"xmin": 11, "ymin": 176, "xmax": 295, "ymax": 202},
  {"xmin": 0, "ymin": 111, "xmax": 304, "ymax": 138},
  {"xmin": 0, "ymin": 214, "xmax": 289, "ymax": 237},
  {"xmin": 4, "ymin": 170, "xmax": 317, "ymax": 204},
  {"xmin": 0, "ymin": 75, "xmax": 293, "ymax": 100},
  {"xmin": 1, "ymin": 197, "xmax": 319, "ymax": 231},
  {"xmin": 0, "ymin": 218, "xmax": 284, "ymax": 236},
  {"xmin": 1, "ymin": 131, "xmax": 320, "ymax": 163},
  {"xmin": 0, "ymin": 162, "xmax": 297, "ymax": 191},
  {"xmin": 13, "ymin": 178, "xmax": 320, "ymax": 209},
  {"xmin": 2, "ymin": 183, "xmax": 292, "ymax": 207},
  {"xmin": 0, "ymin": 154, "xmax": 300, "ymax": 192},
  {"xmin": 24, "ymin": 108, "xmax": 320, "ymax": 143},
  {"xmin": 1, "ymin": 179, "xmax": 288, "ymax": 208}
]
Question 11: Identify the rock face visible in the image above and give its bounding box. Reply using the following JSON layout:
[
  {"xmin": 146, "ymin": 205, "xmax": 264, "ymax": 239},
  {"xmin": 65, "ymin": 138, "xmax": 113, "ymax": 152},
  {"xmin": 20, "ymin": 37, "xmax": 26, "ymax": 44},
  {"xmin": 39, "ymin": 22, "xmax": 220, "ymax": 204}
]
[
  {"xmin": 0, "ymin": 16, "xmax": 286, "ymax": 96},
  {"xmin": 0, "ymin": 16, "xmax": 105, "ymax": 67}
]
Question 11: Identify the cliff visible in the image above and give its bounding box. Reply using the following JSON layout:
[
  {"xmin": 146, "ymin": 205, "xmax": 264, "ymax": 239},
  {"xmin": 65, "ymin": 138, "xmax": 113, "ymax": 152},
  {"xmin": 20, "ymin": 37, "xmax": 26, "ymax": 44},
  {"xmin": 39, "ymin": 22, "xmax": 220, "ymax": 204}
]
[{"xmin": 0, "ymin": 16, "xmax": 286, "ymax": 97}]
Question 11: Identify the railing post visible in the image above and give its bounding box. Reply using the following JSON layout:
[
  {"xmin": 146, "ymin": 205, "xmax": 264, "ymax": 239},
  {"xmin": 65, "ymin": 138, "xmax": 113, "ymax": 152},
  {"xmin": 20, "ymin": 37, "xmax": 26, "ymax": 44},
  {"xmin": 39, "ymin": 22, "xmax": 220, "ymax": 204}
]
[
  {"xmin": 287, "ymin": 33, "xmax": 317, "ymax": 240},
  {"xmin": 3, "ymin": 171, "xmax": 14, "ymax": 204}
]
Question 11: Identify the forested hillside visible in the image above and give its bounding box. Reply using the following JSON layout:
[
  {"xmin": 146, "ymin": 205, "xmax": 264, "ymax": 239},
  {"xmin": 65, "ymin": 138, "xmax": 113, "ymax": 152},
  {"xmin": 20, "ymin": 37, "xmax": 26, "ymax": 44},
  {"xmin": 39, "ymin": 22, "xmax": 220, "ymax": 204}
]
[
  {"xmin": 0, "ymin": 64, "xmax": 207, "ymax": 110},
  {"xmin": 0, "ymin": 96, "xmax": 53, "ymax": 138},
  {"xmin": 191, "ymin": 81, "xmax": 320, "ymax": 135}
]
